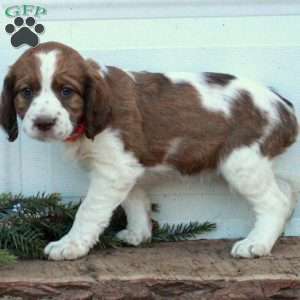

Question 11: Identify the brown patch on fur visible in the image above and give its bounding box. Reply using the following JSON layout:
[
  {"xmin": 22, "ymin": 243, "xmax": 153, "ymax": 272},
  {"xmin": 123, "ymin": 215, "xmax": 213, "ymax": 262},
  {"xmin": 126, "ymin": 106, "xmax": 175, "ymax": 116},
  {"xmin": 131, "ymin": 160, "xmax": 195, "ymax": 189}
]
[
  {"xmin": 204, "ymin": 72, "xmax": 236, "ymax": 86},
  {"xmin": 1, "ymin": 46, "xmax": 43, "ymax": 140},
  {"xmin": 14, "ymin": 96, "xmax": 29, "ymax": 119},
  {"xmin": 107, "ymin": 70, "xmax": 270, "ymax": 175},
  {"xmin": 262, "ymin": 103, "xmax": 298, "ymax": 158},
  {"xmin": 64, "ymin": 95, "xmax": 85, "ymax": 124},
  {"xmin": 134, "ymin": 73, "xmax": 229, "ymax": 172},
  {"xmin": 83, "ymin": 63, "xmax": 112, "ymax": 138},
  {"xmin": 220, "ymin": 90, "xmax": 268, "ymax": 157},
  {"xmin": 86, "ymin": 59, "xmax": 101, "ymax": 72},
  {"xmin": 106, "ymin": 68, "xmax": 150, "ymax": 162},
  {"xmin": 1, "ymin": 74, "xmax": 18, "ymax": 141}
]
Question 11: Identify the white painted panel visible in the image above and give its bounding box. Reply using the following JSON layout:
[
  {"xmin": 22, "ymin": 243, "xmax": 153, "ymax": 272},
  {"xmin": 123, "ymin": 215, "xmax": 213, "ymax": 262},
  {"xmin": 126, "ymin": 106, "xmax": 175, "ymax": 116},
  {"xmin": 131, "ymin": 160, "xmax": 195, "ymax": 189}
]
[{"xmin": 0, "ymin": 9, "xmax": 300, "ymax": 239}]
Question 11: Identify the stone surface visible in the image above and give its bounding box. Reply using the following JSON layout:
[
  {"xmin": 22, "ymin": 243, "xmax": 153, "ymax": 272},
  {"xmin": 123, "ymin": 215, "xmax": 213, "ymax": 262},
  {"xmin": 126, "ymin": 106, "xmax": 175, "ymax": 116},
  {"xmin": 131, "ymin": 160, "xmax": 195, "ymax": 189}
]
[{"xmin": 0, "ymin": 238, "xmax": 300, "ymax": 299}]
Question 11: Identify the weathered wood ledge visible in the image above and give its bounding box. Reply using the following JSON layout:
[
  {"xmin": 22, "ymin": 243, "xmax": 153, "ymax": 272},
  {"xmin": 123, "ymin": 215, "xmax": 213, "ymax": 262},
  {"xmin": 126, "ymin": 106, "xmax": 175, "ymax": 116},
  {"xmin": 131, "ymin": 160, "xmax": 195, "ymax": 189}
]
[{"xmin": 0, "ymin": 238, "xmax": 300, "ymax": 299}]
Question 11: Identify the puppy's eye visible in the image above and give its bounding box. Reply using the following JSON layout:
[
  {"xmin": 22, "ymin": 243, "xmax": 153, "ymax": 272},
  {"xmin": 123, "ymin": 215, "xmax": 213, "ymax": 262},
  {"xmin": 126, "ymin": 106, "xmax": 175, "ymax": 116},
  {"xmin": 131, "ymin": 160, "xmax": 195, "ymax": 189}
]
[
  {"xmin": 21, "ymin": 88, "xmax": 33, "ymax": 100},
  {"xmin": 61, "ymin": 87, "xmax": 74, "ymax": 97}
]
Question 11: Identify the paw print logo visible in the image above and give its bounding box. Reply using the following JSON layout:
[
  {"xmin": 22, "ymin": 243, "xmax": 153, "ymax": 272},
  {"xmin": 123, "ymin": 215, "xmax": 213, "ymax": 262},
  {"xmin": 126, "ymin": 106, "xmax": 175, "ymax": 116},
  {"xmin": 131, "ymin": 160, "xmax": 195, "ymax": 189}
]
[{"xmin": 5, "ymin": 16, "xmax": 45, "ymax": 48}]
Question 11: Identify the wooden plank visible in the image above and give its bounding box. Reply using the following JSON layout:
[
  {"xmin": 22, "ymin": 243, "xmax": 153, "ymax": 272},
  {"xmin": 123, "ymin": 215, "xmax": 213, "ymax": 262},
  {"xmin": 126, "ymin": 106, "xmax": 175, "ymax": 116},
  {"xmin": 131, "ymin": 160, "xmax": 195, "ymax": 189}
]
[{"xmin": 0, "ymin": 238, "xmax": 300, "ymax": 299}]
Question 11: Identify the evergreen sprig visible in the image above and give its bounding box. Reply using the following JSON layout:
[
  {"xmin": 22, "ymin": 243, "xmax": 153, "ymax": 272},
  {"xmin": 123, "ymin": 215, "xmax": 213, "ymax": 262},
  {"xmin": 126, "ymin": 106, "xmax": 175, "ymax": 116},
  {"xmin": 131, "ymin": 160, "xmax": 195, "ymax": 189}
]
[
  {"xmin": 0, "ymin": 193, "xmax": 216, "ymax": 265},
  {"xmin": 152, "ymin": 221, "xmax": 216, "ymax": 242}
]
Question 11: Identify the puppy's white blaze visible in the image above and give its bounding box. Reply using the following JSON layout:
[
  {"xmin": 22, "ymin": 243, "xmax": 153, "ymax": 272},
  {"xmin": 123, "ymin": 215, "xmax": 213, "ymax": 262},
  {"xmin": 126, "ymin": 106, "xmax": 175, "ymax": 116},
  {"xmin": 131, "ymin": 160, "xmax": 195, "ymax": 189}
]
[
  {"xmin": 35, "ymin": 51, "xmax": 59, "ymax": 113},
  {"xmin": 37, "ymin": 51, "xmax": 59, "ymax": 93},
  {"xmin": 166, "ymin": 72, "xmax": 233, "ymax": 116}
]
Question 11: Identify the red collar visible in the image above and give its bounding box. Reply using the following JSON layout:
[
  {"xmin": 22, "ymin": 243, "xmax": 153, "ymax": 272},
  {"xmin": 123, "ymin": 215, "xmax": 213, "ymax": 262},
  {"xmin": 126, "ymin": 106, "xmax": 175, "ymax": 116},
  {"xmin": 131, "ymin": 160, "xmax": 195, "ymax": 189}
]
[{"xmin": 65, "ymin": 123, "xmax": 86, "ymax": 142}]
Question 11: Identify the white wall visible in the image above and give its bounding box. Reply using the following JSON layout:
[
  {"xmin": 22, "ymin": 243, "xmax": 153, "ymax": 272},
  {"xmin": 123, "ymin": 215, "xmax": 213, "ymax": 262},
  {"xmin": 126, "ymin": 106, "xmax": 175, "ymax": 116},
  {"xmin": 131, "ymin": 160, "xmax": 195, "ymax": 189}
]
[{"xmin": 0, "ymin": 1, "xmax": 300, "ymax": 238}]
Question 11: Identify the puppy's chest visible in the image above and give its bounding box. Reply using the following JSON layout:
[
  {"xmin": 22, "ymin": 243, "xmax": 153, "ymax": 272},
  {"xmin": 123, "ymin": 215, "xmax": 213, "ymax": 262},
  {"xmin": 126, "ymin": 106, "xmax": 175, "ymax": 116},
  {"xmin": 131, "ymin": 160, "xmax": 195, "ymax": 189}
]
[
  {"xmin": 65, "ymin": 138, "xmax": 97, "ymax": 170},
  {"xmin": 64, "ymin": 128, "xmax": 138, "ymax": 170}
]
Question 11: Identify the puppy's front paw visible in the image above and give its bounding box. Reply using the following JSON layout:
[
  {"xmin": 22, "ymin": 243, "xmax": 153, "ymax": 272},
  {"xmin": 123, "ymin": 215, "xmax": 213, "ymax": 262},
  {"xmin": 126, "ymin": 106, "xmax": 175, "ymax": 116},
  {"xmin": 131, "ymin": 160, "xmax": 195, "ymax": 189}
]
[
  {"xmin": 44, "ymin": 235, "xmax": 89, "ymax": 260},
  {"xmin": 231, "ymin": 238, "xmax": 271, "ymax": 258},
  {"xmin": 116, "ymin": 229, "xmax": 151, "ymax": 246}
]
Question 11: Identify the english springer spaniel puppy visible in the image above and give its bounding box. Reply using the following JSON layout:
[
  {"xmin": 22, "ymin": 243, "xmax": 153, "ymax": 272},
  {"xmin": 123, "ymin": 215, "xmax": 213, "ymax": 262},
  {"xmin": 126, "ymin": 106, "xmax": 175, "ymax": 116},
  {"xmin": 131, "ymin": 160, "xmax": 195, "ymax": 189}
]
[{"xmin": 0, "ymin": 42, "xmax": 298, "ymax": 260}]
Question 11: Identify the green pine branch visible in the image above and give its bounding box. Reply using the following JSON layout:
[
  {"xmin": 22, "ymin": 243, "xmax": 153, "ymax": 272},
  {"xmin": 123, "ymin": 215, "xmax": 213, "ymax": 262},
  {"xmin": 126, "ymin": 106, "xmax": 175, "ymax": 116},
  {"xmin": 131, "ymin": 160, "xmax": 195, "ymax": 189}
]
[
  {"xmin": 152, "ymin": 221, "xmax": 216, "ymax": 242},
  {"xmin": 0, "ymin": 193, "xmax": 216, "ymax": 264}
]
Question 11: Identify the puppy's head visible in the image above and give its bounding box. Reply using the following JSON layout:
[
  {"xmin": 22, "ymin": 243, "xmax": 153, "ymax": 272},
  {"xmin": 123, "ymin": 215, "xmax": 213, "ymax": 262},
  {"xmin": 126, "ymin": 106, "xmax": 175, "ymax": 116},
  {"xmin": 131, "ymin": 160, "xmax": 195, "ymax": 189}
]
[{"xmin": 0, "ymin": 42, "xmax": 111, "ymax": 142}]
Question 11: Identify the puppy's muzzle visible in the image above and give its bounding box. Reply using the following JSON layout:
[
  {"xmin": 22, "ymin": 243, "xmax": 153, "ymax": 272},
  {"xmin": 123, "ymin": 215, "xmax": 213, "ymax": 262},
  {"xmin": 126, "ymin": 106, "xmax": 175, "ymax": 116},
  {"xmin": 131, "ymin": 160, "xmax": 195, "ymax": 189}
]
[{"xmin": 34, "ymin": 116, "xmax": 57, "ymax": 132}]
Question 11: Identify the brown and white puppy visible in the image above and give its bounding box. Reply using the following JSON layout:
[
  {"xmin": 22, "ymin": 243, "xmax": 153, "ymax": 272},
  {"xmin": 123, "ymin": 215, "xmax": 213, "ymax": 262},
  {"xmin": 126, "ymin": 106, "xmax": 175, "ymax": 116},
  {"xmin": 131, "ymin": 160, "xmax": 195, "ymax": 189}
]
[{"xmin": 0, "ymin": 42, "xmax": 298, "ymax": 260}]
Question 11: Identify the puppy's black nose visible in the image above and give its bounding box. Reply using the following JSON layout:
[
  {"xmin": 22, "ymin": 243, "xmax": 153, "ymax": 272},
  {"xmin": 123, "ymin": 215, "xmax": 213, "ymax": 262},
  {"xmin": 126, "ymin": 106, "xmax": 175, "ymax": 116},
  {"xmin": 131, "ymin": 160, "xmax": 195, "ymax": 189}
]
[{"xmin": 34, "ymin": 117, "xmax": 57, "ymax": 131}]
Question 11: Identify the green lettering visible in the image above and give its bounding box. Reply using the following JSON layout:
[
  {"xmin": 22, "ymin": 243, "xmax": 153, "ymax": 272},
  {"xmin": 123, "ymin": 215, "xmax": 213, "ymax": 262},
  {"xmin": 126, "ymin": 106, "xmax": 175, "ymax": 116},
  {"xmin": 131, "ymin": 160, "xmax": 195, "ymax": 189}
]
[
  {"xmin": 35, "ymin": 6, "xmax": 47, "ymax": 17},
  {"xmin": 23, "ymin": 5, "xmax": 34, "ymax": 16},
  {"xmin": 5, "ymin": 6, "xmax": 20, "ymax": 17}
]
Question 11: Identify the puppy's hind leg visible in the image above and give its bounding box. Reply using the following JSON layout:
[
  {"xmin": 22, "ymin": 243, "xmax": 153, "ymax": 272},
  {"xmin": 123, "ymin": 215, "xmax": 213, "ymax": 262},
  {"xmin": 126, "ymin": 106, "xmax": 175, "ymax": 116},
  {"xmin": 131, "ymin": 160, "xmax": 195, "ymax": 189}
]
[
  {"xmin": 117, "ymin": 186, "xmax": 152, "ymax": 245},
  {"xmin": 275, "ymin": 176, "xmax": 298, "ymax": 221},
  {"xmin": 220, "ymin": 145, "xmax": 293, "ymax": 258}
]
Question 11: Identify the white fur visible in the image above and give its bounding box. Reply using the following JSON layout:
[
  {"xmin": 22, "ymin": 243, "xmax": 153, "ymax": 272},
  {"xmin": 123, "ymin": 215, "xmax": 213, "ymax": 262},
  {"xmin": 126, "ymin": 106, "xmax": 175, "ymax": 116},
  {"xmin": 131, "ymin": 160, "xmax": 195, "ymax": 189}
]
[
  {"xmin": 117, "ymin": 187, "xmax": 152, "ymax": 245},
  {"xmin": 45, "ymin": 128, "xmax": 144, "ymax": 260},
  {"xmin": 22, "ymin": 51, "xmax": 73, "ymax": 141},
  {"xmin": 219, "ymin": 144, "xmax": 293, "ymax": 258}
]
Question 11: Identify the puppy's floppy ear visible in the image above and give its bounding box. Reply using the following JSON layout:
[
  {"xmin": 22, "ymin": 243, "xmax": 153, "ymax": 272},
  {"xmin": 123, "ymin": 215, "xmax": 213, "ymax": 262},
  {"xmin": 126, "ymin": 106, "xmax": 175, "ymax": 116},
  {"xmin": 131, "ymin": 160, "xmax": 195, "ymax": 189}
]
[
  {"xmin": 84, "ymin": 62, "xmax": 112, "ymax": 139},
  {"xmin": 0, "ymin": 72, "xmax": 18, "ymax": 142}
]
